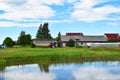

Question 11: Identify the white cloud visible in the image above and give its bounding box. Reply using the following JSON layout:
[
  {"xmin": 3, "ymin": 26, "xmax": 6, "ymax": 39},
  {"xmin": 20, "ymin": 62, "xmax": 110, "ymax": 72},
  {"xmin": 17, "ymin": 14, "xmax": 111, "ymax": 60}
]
[
  {"xmin": 0, "ymin": 0, "xmax": 120, "ymax": 28},
  {"xmin": 0, "ymin": 19, "xmax": 72, "ymax": 27},
  {"xmin": 66, "ymin": 0, "xmax": 77, "ymax": 3},
  {"xmin": 0, "ymin": 0, "xmax": 74, "ymax": 27},
  {"xmin": 0, "ymin": 0, "xmax": 26, "ymax": 6},
  {"xmin": 0, "ymin": 21, "xmax": 40, "ymax": 27},
  {"xmin": 0, "ymin": 0, "xmax": 55, "ymax": 20},
  {"xmin": 71, "ymin": 0, "xmax": 120, "ymax": 22},
  {"xmin": 42, "ymin": 0, "xmax": 65, "ymax": 5},
  {"xmin": 1, "ymin": 5, "xmax": 55, "ymax": 20},
  {"xmin": 106, "ymin": 22, "xmax": 119, "ymax": 26},
  {"xmin": 27, "ymin": 0, "xmax": 65, "ymax": 6}
]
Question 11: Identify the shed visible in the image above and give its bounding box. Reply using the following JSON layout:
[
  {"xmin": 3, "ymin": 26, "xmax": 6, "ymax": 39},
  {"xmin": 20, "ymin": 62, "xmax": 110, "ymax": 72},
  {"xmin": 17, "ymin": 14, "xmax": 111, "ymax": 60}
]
[
  {"xmin": 105, "ymin": 33, "xmax": 119, "ymax": 41},
  {"xmin": 33, "ymin": 38, "xmax": 57, "ymax": 47}
]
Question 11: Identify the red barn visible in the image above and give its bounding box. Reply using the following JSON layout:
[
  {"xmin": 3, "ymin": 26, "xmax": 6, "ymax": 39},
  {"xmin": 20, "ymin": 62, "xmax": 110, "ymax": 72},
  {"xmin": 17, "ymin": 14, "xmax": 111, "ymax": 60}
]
[
  {"xmin": 105, "ymin": 33, "xmax": 120, "ymax": 41},
  {"xmin": 118, "ymin": 36, "xmax": 120, "ymax": 42},
  {"xmin": 66, "ymin": 33, "xmax": 83, "ymax": 36}
]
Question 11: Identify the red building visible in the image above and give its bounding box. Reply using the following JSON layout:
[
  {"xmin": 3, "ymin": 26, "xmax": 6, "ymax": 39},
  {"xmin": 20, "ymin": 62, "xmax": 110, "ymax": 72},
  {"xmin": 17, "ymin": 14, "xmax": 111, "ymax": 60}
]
[
  {"xmin": 118, "ymin": 36, "xmax": 120, "ymax": 42},
  {"xmin": 105, "ymin": 33, "xmax": 120, "ymax": 42},
  {"xmin": 66, "ymin": 33, "xmax": 83, "ymax": 36}
]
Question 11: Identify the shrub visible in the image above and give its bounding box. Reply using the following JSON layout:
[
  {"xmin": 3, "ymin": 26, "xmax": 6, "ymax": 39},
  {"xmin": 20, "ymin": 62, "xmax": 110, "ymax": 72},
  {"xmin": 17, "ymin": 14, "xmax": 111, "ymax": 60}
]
[
  {"xmin": 67, "ymin": 39, "xmax": 75, "ymax": 47},
  {"xmin": 30, "ymin": 41, "xmax": 36, "ymax": 48},
  {"xmin": 76, "ymin": 45, "xmax": 84, "ymax": 48},
  {"xmin": 108, "ymin": 38, "xmax": 117, "ymax": 42},
  {"xmin": 37, "ymin": 46, "xmax": 48, "ymax": 48},
  {"xmin": 3, "ymin": 37, "xmax": 14, "ymax": 47}
]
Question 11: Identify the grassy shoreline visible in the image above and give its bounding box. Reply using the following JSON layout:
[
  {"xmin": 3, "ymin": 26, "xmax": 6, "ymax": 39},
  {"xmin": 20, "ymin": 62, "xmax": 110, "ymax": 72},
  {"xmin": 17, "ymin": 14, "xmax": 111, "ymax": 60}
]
[{"xmin": 0, "ymin": 47, "xmax": 120, "ymax": 66}]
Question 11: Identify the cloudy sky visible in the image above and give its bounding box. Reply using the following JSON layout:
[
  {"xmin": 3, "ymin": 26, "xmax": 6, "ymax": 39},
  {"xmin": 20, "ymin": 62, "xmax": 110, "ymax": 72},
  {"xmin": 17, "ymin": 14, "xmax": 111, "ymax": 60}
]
[{"xmin": 0, "ymin": 0, "xmax": 120, "ymax": 44}]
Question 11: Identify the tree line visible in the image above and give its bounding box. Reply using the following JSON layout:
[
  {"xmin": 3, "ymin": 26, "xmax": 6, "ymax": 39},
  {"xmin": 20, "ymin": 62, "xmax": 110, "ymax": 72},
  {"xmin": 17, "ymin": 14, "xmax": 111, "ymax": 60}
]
[
  {"xmin": 2, "ymin": 23, "xmax": 59, "ymax": 47},
  {"xmin": 2, "ymin": 22, "xmax": 78, "ymax": 48},
  {"xmin": 3, "ymin": 31, "xmax": 32, "ymax": 47}
]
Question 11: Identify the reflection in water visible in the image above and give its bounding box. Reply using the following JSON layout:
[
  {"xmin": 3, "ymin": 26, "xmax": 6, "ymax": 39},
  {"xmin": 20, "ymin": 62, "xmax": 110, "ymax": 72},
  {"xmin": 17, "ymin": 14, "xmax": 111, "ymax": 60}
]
[
  {"xmin": 73, "ymin": 66, "xmax": 120, "ymax": 80},
  {"xmin": 38, "ymin": 64, "xmax": 49, "ymax": 73},
  {"xmin": 0, "ymin": 64, "xmax": 55, "ymax": 80},
  {"xmin": 0, "ymin": 62, "xmax": 120, "ymax": 80}
]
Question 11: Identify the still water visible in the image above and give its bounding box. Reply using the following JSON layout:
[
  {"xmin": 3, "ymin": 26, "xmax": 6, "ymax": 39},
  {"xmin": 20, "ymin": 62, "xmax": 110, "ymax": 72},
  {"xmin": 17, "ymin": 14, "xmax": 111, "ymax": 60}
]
[{"xmin": 0, "ymin": 61, "xmax": 120, "ymax": 80}]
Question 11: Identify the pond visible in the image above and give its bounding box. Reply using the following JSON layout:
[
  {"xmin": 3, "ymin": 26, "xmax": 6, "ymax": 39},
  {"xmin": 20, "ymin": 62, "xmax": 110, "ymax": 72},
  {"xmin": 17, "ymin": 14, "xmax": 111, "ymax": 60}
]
[{"xmin": 0, "ymin": 61, "xmax": 120, "ymax": 80}]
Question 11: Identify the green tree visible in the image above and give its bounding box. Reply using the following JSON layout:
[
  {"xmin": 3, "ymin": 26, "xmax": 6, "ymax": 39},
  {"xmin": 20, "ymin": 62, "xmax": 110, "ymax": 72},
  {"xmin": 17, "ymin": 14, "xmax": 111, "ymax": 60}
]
[
  {"xmin": 42, "ymin": 23, "xmax": 49, "ymax": 39},
  {"xmin": 20, "ymin": 31, "xmax": 25, "ymax": 36},
  {"xmin": 17, "ymin": 31, "xmax": 32, "ymax": 46},
  {"xmin": 3, "ymin": 37, "xmax": 13, "ymax": 47},
  {"xmin": 108, "ymin": 38, "xmax": 117, "ymax": 42},
  {"xmin": 36, "ymin": 23, "xmax": 52, "ymax": 39},
  {"xmin": 36, "ymin": 24, "xmax": 44, "ymax": 39},
  {"xmin": 26, "ymin": 34, "xmax": 31, "ymax": 45},
  {"xmin": 13, "ymin": 41, "xmax": 17, "ymax": 45},
  {"xmin": 67, "ymin": 39, "xmax": 75, "ymax": 47},
  {"xmin": 17, "ymin": 31, "xmax": 25, "ymax": 46},
  {"xmin": 56, "ymin": 32, "xmax": 61, "ymax": 42},
  {"xmin": 30, "ymin": 41, "xmax": 36, "ymax": 48}
]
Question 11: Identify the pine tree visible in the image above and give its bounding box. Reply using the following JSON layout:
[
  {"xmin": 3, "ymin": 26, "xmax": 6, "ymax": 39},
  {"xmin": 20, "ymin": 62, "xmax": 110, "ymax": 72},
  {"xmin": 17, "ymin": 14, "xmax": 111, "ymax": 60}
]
[
  {"xmin": 36, "ymin": 24, "xmax": 43, "ymax": 39},
  {"xmin": 56, "ymin": 32, "xmax": 61, "ymax": 42},
  {"xmin": 17, "ymin": 31, "xmax": 26, "ymax": 46},
  {"xmin": 36, "ymin": 23, "xmax": 52, "ymax": 39}
]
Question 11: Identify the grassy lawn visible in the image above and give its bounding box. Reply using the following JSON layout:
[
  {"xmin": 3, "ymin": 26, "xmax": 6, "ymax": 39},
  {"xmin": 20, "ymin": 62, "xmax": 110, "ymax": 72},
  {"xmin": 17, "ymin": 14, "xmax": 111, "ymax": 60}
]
[{"xmin": 0, "ymin": 47, "xmax": 120, "ymax": 65}]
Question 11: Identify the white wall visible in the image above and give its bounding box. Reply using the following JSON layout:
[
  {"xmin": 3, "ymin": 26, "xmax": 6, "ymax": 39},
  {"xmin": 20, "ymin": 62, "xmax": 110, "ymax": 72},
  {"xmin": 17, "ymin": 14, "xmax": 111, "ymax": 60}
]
[
  {"xmin": 87, "ymin": 43, "xmax": 120, "ymax": 47},
  {"xmin": 62, "ymin": 43, "xmax": 66, "ymax": 47}
]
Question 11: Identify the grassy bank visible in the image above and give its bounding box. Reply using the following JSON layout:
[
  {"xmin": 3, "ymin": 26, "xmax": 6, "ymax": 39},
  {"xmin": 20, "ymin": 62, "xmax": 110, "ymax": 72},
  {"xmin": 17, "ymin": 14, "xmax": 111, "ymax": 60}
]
[{"xmin": 0, "ymin": 47, "xmax": 120, "ymax": 66}]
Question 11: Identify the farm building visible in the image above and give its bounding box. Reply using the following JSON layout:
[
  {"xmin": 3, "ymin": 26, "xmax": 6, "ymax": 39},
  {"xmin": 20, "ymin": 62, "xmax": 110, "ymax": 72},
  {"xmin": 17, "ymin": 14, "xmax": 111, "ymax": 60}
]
[
  {"xmin": 33, "ymin": 38, "xmax": 57, "ymax": 47},
  {"xmin": 33, "ymin": 32, "xmax": 120, "ymax": 47},
  {"xmin": 60, "ymin": 33, "xmax": 107, "ymax": 47},
  {"xmin": 105, "ymin": 33, "xmax": 120, "ymax": 42}
]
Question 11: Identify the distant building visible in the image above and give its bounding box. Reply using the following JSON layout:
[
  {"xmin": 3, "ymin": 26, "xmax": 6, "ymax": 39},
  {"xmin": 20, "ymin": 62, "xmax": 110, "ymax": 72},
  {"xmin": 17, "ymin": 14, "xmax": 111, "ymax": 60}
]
[
  {"xmin": 33, "ymin": 32, "xmax": 120, "ymax": 47},
  {"xmin": 119, "ymin": 36, "xmax": 120, "ymax": 42},
  {"xmin": 105, "ymin": 33, "xmax": 120, "ymax": 42},
  {"xmin": 60, "ymin": 33, "xmax": 107, "ymax": 47},
  {"xmin": 33, "ymin": 38, "xmax": 57, "ymax": 47}
]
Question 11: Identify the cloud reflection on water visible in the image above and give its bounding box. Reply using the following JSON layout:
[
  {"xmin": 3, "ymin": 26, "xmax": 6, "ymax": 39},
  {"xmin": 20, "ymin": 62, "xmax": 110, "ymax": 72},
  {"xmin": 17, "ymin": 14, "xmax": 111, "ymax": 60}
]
[
  {"xmin": 0, "ymin": 62, "xmax": 120, "ymax": 80},
  {"xmin": 1, "ymin": 64, "xmax": 55, "ymax": 80},
  {"xmin": 73, "ymin": 65, "xmax": 120, "ymax": 80}
]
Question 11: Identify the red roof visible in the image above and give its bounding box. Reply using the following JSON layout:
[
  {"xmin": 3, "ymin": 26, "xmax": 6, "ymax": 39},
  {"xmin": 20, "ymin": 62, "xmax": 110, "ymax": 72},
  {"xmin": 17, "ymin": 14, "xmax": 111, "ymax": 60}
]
[
  {"xmin": 66, "ymin": 33, "xmax": 83, "ymax": 36},
  {"xmin": 118, "ymin": 36, "xmax": 120, "ymax": 42},
  {"xmin": 105, "ymin": 33, "xmax": 119, "ymax": 41}
]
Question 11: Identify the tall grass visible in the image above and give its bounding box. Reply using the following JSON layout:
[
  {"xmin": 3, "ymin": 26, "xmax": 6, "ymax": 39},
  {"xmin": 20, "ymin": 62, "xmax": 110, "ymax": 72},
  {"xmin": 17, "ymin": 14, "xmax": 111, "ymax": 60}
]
[{"xmin": 0, "ymin": 47, "xmax": 120, "ymax": 66}]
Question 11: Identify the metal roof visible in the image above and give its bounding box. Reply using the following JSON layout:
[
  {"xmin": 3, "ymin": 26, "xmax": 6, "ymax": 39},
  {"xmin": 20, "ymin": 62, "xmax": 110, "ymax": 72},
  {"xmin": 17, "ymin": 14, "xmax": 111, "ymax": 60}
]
[
  {"xmin": 61, "ymin": 35, "xmax": 107, "ymax": 42},
  {"xmin": 79, "ymin": 36, "xmax": 107, "ymax": 42}
]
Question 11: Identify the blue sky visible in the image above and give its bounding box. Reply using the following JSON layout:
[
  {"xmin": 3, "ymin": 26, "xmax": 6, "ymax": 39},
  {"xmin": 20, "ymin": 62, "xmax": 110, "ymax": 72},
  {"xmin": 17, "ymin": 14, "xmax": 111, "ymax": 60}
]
[{"xmin": 0, "ymin": 0, "xmax": 120, "ymax": 44}]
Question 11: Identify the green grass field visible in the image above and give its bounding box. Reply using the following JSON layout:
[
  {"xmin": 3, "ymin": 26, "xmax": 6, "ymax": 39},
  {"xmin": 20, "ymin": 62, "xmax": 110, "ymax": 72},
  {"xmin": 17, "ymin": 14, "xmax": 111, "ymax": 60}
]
[{"xmin": 0, "ymin": 47, "xmax": 120, "ymax": 65}]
